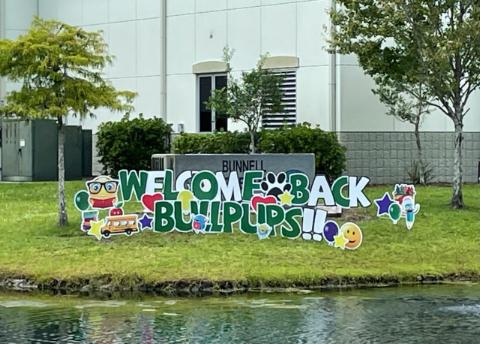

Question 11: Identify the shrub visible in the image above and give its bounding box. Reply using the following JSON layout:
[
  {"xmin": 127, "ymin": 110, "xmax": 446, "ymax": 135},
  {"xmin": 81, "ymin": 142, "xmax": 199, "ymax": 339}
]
[
  {"xmin": 258, "ymin": 123, "xmax": 346, "ymax": 179},
  {"xmin": 172, "ymin": 123, "xmax": 346, "ymax": 179},
  {"xmin": 407, "ymin": 160, "xmax": 435, "ymax": 185},
  {"xmin": 97, "ymin": 115, "xmax": 172, "ymax": 175},
  {"xmin": 173, "ymin": 131, "xmax": 251, "ymax": 154}
]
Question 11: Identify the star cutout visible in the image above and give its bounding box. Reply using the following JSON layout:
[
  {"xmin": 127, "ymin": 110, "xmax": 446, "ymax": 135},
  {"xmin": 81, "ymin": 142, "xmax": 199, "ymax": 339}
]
[
  {"xmin": 374, "ymin": 192, "xmax": 393, "ymax": 216},
  {"xmin": 88, "ymin": 220, "xmax": 104, "ymax": 241},
  {"xmin": 139, "ymin": 214, "xmax": 153, "ymax": 230},
  {"xmin": 334, "ymin": 233, "xmax": 348, "ymax": 249},
  {"xmin": 177, "ymin": 190, "xmax": 194, "ymax": 213},
  {"xmin": 279, "ymin": 191, "xmax": 294, "ymax": 206}
]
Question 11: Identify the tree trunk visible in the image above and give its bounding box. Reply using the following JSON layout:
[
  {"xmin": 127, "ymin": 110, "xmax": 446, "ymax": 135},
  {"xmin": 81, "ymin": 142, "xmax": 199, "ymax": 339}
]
[
  {"xmin": 414, "ymin": 116, "xmax": 425, "ymax": 185},
  {"xmin": 249, "ymin": 130, "xmax": 256, "ymax": 154},
  {"xmin": 58, "ymin": 117, "xmax": 68, "ymax": 226},
  {"xmin": 451, "ymin": 119, "xmax": 464, "ymax": 209}
]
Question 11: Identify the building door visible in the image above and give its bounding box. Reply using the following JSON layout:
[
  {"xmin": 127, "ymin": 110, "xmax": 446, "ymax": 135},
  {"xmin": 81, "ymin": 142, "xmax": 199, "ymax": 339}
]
[{"xmin": 198, "ymin": 74, "xmax": 228, "ymax": 132}]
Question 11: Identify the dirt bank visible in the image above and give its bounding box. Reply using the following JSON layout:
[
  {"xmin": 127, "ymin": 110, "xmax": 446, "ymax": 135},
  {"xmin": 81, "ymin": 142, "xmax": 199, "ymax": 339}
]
[{"xmin": 0, "ymin": 272, "xmax": 478, "ymax": 297}]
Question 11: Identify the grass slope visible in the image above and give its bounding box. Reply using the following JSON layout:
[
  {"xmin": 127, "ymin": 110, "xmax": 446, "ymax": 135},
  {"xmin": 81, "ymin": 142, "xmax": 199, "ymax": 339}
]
[{"xmin": 0, "ymin": 182, "xmax": 478, "ymax": 288}]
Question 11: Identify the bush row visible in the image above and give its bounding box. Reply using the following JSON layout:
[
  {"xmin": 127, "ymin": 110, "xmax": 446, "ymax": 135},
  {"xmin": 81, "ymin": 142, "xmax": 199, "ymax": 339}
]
[
  {"xmin": 257, "ymin": 124, "xmax": 347, "ymax": 178},
  {"xmin": 172, "ymin": 131, "xmax": 251, "ymax": 154},
  {"xmin": 173, "ymin": 124, "xmax": 346, "ymax": 178},
  {"xmin": 97, "ymin": 115, "xmax": 172, "ymax": 175},
  {"xmin": 97, "ymin": 118, "xmax": 346, "ymax": 178}
]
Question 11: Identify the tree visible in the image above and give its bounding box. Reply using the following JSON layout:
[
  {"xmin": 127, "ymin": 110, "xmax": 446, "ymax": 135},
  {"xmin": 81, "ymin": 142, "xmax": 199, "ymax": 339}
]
[
  {"xmin": 374, "ymin": 81, "xmax": 432, "ymax": 184},
  {"xmin": 330, "ymin": 1, "xmax": 480, "ymax": 208},
  {"xmin": 0, "ymin": 18, "xmax": 135, "ymax": 226},
  {"xmin": 207, "ymin": 48, "xmax": 283, "ymax": 153}
]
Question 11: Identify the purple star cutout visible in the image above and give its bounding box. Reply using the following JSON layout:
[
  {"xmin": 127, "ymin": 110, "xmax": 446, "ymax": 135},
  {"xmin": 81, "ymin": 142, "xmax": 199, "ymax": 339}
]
[
  {"xmin": 139, "ymin": 214, "xmax": 153, "ymax": 230},
  {"xmin": 375, "ymin": 192, "xmax": 393, "ymax": 216}
]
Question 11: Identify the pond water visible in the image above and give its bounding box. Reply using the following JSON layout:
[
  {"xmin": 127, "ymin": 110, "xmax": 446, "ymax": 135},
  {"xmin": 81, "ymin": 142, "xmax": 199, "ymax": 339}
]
[{"xmin": 0, "ymin": 285, "xmax": 479, "ymax": 343}]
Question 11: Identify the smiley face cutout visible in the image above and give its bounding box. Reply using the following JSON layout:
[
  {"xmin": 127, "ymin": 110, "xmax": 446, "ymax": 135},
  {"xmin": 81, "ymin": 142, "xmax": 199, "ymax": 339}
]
[{"xmin": 341, "ymin": 222, "xmax": 363, "ymax": 250}]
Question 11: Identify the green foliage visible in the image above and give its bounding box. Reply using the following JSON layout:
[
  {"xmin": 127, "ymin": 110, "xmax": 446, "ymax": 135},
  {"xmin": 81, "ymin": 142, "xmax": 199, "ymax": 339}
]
[
  {"xmin": 207, "ymin": 48, "xmax": 284, "ymax": 153},
  {"xmin": 407, "ymin": 160, "xmax": 435, "ymax": 185},
  {"xmin": 330, "ymin": 1, "xmax": 480, "ymax": 121},
  {"xmin": 173, "ymin": 124, "xmax": 346, "ymax": 179},
  {"xmin": 97, "ymin": 115, "xmax": 172, "ymax": 175},
  {"xmin": 0, "ymin": 17, "xmax": 135, "ymax": 119},
  {"xmin": 258, "ymin": 124, "xmax": 346, "ymax": 179},
  {"xmin": 173, "ymin": 131, "xmax": 250, "ymax": 154},
  {"xmin": 375, "ymin": 82, "xmax": 432, "ymax": 184},
  {"xmin": 0, "ymin": 17, "xmax": 137, "ymax": 225},
  {"xmin": 330, "ymin": 1, "xmax": 480, "ymax": 208},
  {"xmin": 374, "ymin": 82, "xmax": 431, "ymax": 126}
]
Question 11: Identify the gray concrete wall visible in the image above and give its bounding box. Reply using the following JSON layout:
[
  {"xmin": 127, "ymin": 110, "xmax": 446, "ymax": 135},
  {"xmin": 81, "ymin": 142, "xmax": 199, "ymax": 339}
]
[
  {"xmin": 340, "ymin": 132, "xmax": 480, "ymax": 184},
  {"xmin": 91, "ymin": 131, "xmax": 480, "ymax": 183}
]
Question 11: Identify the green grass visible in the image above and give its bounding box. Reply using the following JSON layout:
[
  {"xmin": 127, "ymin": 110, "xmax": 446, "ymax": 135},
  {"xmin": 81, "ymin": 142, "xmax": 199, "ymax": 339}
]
[{"xmin": 0, "ymin": 181, "xmax": 479, "ymax": 287}]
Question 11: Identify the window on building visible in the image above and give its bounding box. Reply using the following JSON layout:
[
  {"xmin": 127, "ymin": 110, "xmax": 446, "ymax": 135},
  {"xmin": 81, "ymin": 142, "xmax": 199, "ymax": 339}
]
[
  {"xmin": 262, "ymin": 69, "xmax": 297, "ymax": 129},
  {"xmin": 198, "ymin": 74, "xmax": 228, "ymax": 132}
]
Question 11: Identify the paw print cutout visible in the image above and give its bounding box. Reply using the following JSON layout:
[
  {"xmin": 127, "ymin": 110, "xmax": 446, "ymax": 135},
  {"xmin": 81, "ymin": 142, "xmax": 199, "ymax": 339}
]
[{"xmin": 261, "ymin": 172, "xmax": 292, "ymax": 200}]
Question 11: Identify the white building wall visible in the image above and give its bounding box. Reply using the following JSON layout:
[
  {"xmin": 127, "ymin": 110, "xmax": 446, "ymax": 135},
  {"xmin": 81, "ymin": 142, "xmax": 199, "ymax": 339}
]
[
  {"xmin": 0, "ymin": 0, "xmax": 38, "ymax": 99},
  {"xmin": 3, "ymin": 0, "xmax": 37, "ymax": 37},
  {"xmin": 166, "ymin": 0, "xmax": 332, "ymax": 133},
  {"xmin": 337, "ymin": 54, "xmax": 480, "ymax": 133},
  {"xmin": 1, "ymin": 0, "xmax": 479, "ymax": 133},
  {"xmin": 37, "ymin": 0, "xmax": 166, "ymax": 132}
]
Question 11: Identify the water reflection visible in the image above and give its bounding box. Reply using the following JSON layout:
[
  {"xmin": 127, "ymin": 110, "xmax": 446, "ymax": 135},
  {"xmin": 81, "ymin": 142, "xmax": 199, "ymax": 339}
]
[{"xmin": 0, "ymin": 285, "xmax": 478, "ymax": 343}]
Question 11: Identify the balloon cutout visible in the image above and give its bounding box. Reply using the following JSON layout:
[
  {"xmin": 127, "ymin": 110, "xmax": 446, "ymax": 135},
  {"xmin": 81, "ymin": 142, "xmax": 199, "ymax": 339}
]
[
  {"xmin": 323, "ymin": 221, "xmax": 339, "ymax": 244},
  {"xmin": 388, "ymin": 203, "xmax": 402, "ymax": 224},
  {"xmin": 375, "ymin": 184, "xmax": 420, "ymax": 230},
  {"xmin": 74, "ymin": 190, "xmax": 90, "ymax": 211}
]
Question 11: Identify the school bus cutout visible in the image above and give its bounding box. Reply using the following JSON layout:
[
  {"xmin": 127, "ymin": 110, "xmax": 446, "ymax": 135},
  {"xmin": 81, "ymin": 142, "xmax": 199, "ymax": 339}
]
[{"xmin": 102, "ymin": 214, "xmax": 139, "ymax": 237}]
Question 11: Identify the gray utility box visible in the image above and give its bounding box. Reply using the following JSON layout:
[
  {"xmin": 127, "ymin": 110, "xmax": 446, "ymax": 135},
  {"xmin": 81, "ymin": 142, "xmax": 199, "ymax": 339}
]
[
  {"xmin": 1, "ymin": 119, "xmax": 92, "ymax": 181},
  {"xmin": 151, "ymin": 153, "xmax": 316, "ymax": 181}
]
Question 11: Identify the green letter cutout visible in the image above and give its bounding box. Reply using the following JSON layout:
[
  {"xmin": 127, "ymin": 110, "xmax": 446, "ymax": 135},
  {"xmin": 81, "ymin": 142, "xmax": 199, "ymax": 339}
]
[
  {"xmin": 281, "ymin": 208, "xmax": 302, "ymax": 239},
  {"xmin": 223, "ymin": 202, "xmax": 243, "ymax": 233},
  {"xmin": 290, "ymin": 173, "xmax": 309, "ymax": 205},
  {"xmin": 332, "ymin": 176, "xmax": 349, "ymax": 208},
  {"xmin": 154, "ymin": 201, "xmax": 175, "ymax": 233},
  {"xmin": 242, "ymin": 171, "xmax": 264, "ymax": 201},
  {"xmin": 192, "ymin": 171, "xmax": 218, "ymax": 200},
  {"xmin": 119, "ymin": 170, "xmax": 148, "ymax": 202},
  {"xmin": 240, "ymin": 203, "xmax": 257, "ymax": 234},
  {"xmin": 174, "ymin": 201, "xmax": 192, "ymax": 232}
]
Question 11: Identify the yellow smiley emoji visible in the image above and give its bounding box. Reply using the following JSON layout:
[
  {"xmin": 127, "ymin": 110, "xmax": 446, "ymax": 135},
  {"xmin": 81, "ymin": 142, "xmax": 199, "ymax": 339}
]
[{"xmin": 341, "ymin": 223, "xmax": 363, "ymax": 250}]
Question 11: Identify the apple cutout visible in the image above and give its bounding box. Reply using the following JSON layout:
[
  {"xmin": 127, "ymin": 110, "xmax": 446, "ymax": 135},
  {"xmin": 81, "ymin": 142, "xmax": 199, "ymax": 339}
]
[{"xmin": 109, "ymin": 208, "xmax": 124, "ymax": 216}]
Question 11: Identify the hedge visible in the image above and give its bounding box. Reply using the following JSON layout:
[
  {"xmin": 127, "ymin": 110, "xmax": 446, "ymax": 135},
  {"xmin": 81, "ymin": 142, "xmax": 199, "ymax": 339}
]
[
  {"xmin": 97, "ymin": 115, "xmax": 172, "ymax": 175},
  {"xmin": 172, "ymin": 131, "xmax": 251, "ymax": 154},
  {"xmin": 258, "ymin": 123, "xmax": 346, "ymax": 178},
  {"xmin": 173, "ymin": 124, "xmax": 346, "ymax": 179}
]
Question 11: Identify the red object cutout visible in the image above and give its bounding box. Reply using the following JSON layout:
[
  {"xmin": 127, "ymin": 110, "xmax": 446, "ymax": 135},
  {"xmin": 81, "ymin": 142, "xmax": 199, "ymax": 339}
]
[
  {"xmin": 141, "ymin": 193, "xmax": 164, "ymax": 212},
  {"xmin": 251, "ymin": 195, "xmax": 277, "ymax": 211}
]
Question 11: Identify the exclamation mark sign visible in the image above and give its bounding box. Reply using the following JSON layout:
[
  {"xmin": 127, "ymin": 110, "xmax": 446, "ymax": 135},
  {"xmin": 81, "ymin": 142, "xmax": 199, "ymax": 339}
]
[
  {"xmin": 302, "ymin": 208, "xmax": 315, "ymax": 240},
  {"xmin": 313, "ymin": 209, "xmax": 326, "ymax": 242}
]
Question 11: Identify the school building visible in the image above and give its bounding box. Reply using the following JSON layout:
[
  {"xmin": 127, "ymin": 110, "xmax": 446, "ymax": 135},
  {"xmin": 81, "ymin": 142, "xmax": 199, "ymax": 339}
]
[{"xmin": 1, "ymin": 0, "xmax": 479, "ymax": 183}]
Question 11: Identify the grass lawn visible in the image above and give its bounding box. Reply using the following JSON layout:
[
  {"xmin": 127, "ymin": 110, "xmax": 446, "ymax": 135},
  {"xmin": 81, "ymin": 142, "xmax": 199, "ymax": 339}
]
[{"xmin": 0, "ymin": 181, "xmax": 479, "ymax": 289}]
